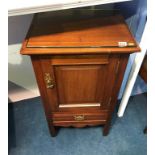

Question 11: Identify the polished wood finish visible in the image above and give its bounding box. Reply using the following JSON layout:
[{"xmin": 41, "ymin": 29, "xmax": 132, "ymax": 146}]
[
  {"xmin": 20, "ymin": 10, "xmax": 140, "ymax": 137},
  {"xmin": 31, "ymin": 56, "xmax": 57, "ymax": 136},
  {"xmin": 21, "ymin": 10, "xmax": 140, "ymax": 55},
  {"xmin": 103, "ymin": 54, "xmax": 129, "ymax": 135},
  {"xmin": 27, "ymin": 16, "xmax": 136, "ymax": 48}
]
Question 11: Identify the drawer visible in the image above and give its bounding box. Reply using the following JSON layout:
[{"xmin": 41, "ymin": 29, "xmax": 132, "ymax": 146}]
[
  {"xmin": 50, "ymin": 54, "xmax": 109, "ymax": 65},
  {"xmin": 52, "ymin": 112, "xmax": 108, "ymax": 127},
  {"xmin": 52, "ymin": 112, "xmax": 107, "ymax": 122}
]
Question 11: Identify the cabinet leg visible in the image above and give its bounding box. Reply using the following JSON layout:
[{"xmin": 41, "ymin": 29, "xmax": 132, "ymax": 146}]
[
  {"xmin": 143, "ymin": 126, "xmax": 147, "ymax": 134},
  {"xmin": 49, "ymin": 125, "xmax": 58, "ymax": 137},
  {"xmin": 47, "ymin": 121, "xmax": 58, "ymax": 137},
  {"xmin": 103, "ymin": 121, "xmax": 111, "ymax": 136}
]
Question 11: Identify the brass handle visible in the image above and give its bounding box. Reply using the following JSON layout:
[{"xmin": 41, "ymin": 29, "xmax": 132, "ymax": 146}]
[
  {"xmin": 44, "ymin": 73, "xmax": 55, "ymax": 89},
  {"xmin": 74, "ymin": 115, "xmax": 85, "ymax": 121}
]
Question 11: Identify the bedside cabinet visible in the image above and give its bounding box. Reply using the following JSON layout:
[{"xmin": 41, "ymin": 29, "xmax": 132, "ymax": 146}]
[{"xmin": 20, "ymin": 10, "xmax": 140, "ymax": 137}]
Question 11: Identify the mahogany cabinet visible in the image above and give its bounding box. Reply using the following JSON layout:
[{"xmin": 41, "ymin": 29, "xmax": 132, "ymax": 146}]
[{"xmin": 20, "ymin": 10, "xmax": 140, "ymax": 136}]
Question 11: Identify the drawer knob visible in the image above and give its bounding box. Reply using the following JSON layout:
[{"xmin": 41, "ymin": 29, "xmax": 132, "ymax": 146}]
[
  {"xmin": 44, "ymin": 73, "xmax": 55, "ymax": 89},
  {"xmin": 74, "ymin": 115, "xmax": 85, "ymax": 121}
]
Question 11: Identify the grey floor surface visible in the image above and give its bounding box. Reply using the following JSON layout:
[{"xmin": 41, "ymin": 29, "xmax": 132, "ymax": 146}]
[{"xmin": 8, "ymin": 93, "xmax": 147, "ymax": 155}]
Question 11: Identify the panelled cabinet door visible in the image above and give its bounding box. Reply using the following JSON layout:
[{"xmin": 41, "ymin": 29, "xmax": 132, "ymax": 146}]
[{"xmin": 40, "ymin": 54, "xmax": 120, "ymax": 112}]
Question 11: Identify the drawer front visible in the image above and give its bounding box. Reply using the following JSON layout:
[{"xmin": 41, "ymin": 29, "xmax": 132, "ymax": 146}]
[
  {"xmin": 52, "ymin": 112, "xmax": 108, "ymax": 127},
  {"xmin": 51, "ymin": 54, "xmax": 109, "ymax": 65}
]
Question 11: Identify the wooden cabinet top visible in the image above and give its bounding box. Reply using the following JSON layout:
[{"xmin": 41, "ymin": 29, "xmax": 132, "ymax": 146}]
[{"xmin": 21, "ymin": 9, "xmax": 140, "ymax": 55}]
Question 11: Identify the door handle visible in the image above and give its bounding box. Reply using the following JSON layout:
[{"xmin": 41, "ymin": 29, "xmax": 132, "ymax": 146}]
[{"xmin": 44, "ymin": 73, "xmax": 55, "ymax": 89}]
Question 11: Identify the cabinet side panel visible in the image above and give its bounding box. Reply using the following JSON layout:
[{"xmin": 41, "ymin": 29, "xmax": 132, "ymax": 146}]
[
  {"xmin": 103, "ymin": 54, "xmax": 129, "ymax": 135},
  {"xmin": 31, "ymin": 56, "xmax": 58, "ymax": 136},
  {"xmin": 31, "ymin": 56, "xmax": 52, "ymax": 114},
  {"xmin": 107, "ymin": 54, "xmax": 129, "ymax": 120},
  {"xmin": 39, "ymin": 57, "xmax": 59, "ymax": 111},
  {"xmin": 100, "ymin": 54, "xmax": 120, "ymax": 109}
]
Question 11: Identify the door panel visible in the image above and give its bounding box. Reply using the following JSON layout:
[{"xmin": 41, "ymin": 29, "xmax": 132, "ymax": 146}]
[
  {"xmin": 54, "ymin": 65, "xmax": 106, "ymax": 106},
  {"xmin": 40, "ymin": 54, "xmax": 120, "ymax": 112}
]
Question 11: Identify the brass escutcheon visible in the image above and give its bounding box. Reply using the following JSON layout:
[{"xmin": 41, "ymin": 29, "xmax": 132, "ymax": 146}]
[
  {"xmin": 44, "ymin": 73, "xmax": 55, "ymax": 89},
  {"xmin": 74, "ymin": 115, "xmax": 85, "ymax": 121}
]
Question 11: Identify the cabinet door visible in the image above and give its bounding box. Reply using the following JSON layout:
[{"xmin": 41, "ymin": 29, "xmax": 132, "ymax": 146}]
[{"xmin": 40, "ymin": 54, "xmax": 120, "ymax": 112}]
